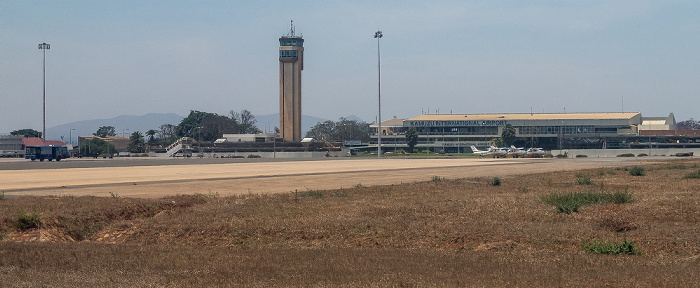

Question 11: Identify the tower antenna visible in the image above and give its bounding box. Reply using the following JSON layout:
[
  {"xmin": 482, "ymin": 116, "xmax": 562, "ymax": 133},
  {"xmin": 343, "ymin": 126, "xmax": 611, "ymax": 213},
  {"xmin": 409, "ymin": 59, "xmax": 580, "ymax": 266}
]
[{"xmin": 288, "ymin": 20, "xmax": 296, "ymax": 37}]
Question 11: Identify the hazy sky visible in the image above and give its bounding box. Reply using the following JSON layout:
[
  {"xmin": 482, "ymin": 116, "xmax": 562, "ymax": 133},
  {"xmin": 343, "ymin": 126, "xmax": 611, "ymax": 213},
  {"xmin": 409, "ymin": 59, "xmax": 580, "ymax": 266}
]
[{"xmin": 2, "ymin": 1, "xmax": 699, "ymax": 133}]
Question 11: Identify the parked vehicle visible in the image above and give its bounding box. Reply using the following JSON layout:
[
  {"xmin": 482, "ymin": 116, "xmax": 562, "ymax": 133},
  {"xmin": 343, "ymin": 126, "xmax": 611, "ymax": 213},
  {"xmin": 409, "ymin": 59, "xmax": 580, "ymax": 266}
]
[{"xmin": 25, "ymin": 145, "xmax": 70, "ymax": 161}]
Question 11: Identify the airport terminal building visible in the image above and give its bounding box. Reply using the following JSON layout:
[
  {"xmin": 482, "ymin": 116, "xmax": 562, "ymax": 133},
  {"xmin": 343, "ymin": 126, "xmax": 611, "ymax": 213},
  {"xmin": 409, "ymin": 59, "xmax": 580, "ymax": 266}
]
[{"xmin": 370, "ymin": 112, "xmax": 696, "ymax": 153}]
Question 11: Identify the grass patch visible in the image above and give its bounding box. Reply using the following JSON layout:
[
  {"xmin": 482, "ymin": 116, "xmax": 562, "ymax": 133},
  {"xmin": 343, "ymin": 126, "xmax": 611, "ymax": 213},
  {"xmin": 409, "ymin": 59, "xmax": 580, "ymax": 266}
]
[
  {"xmin": 583, "ymin": 238, "xmax": 643, "ymax": 255},
  {"xmin": 541, "ymin": 191, "xmax": 633, "ymax": 214},
  {"xmin": 683, "ymin": 170, "xmax": 700, "ymax": 179},
  {"xmin": 491, "ymin": 177, "xmax": 502, "ymax": 186},
  {"xmin": 195, "ymin": 191, "xmax": 220, "ymax": 200},
  {"xmin": 575, "ymin": 174, "xmax": 593, "ymax": 185},
  {"xmin": 629, "ymin": 166, "xmax": 646, "ymax": 176}
]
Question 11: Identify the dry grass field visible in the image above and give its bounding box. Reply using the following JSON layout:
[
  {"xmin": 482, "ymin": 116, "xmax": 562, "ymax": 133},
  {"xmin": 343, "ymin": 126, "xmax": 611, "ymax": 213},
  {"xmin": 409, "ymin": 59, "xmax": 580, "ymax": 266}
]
[{"xmin": 1, "ymin": 158, "xmax": 699, "ymax": 287}]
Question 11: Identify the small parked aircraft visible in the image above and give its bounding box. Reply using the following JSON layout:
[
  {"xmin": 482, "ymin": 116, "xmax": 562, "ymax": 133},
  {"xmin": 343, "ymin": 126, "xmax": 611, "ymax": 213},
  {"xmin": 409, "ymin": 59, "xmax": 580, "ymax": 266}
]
[
  {"xmin": 507, "ymin": 146, "xmax": 527, "ymax": 158},
  {"xmin": 471, "ymin": 145, "xmax": 509, "ymax": 157},
  {"xmin": 470, "ymin": 145, "xmax": 491, "ymax": 156},
  {"xmin": 526, "ymin": 148, "xmax": 546, "ymax": 158}
]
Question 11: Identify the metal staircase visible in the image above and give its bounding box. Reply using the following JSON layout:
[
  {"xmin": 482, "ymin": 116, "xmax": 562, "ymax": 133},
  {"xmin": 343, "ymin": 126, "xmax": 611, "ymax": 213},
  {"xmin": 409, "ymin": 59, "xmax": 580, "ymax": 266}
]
[{"xmin": 166, "ymin": 137, "xmax": 194, "ymax": 157}]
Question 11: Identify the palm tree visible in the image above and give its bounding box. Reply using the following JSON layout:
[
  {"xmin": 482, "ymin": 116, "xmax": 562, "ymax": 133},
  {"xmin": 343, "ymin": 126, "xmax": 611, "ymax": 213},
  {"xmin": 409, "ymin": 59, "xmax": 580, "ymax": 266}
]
[
  {"xmin": 501, "ymin": 124, "xmax": 517, "ymax": 147},
  {"xmin": 146, "ymin": 129, "xmax": 157, "ymax": 144}
]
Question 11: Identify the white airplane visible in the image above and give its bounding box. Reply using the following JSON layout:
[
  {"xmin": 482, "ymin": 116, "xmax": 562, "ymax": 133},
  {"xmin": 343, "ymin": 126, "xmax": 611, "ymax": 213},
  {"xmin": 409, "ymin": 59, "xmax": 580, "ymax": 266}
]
[
  {"xmin": 526, "ymin": 148, "xmax": 546, "ymax": 158},
  {"xmin": 507, "ymin": 146, "xmax": 527, "ymax": 158},
  {"xmin": 489, "ymin": 146, "xmax": 508, "ymax": 158},
  {"xmin": 470, "ymin": 145, "xmax": 491, "ymax": 156}
]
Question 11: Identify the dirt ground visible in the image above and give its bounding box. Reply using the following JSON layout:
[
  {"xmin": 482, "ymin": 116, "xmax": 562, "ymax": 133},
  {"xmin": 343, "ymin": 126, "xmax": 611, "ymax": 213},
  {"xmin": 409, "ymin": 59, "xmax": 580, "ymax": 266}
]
[{"xmin": 1, "ymin": 157, "xmax": 649, "ymax": 198}]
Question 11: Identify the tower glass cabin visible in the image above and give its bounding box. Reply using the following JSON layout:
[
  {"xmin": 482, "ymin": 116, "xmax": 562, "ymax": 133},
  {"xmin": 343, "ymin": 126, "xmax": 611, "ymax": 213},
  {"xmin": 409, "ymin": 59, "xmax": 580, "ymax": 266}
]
[{"xmin": 279, "ymin": 24, "xmax": 304, "ymax": 142}]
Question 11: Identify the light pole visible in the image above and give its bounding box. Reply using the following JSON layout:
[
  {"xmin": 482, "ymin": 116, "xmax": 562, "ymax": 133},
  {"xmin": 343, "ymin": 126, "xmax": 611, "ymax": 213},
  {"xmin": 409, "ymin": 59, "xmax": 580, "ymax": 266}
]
[
  {"xmin": 374, "ymin": 30, "xmax": 383, "ymax": 158},
  {"xmin": 69, "ymin": 128, "xmax": 75, "ymax": 145},
  {"xmin": 38, "ymin": 43, "xmax": 50, "ymax": 145}
]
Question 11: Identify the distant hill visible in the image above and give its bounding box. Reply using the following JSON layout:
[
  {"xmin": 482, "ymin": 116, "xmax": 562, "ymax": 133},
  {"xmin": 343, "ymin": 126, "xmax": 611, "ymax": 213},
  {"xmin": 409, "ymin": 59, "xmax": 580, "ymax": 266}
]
[
  {"xmin": 44, "ymin": 113, "xmax": 362, "ymax": 142},
  {"xmin": 46, "ymin": 113, "xmax": 185, "ymax": 142}
]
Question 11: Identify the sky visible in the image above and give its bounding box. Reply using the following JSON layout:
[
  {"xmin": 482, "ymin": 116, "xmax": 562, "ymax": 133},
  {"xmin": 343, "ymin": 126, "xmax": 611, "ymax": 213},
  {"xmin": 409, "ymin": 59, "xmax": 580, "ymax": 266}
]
[{"xmin": 2, "ymin": 0, "xmax": 699, "ymax": 134}]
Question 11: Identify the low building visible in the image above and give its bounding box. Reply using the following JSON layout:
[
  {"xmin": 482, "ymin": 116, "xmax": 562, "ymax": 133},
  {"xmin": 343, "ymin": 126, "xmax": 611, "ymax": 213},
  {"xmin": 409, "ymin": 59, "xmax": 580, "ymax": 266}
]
[
  {"xmin": 369, "ymin": 112, "xmax": 694, "ymax": 152},
  {"xmin": 219, "ymin": 134, "xmax": 276, "ymax": 143},
  {"xmin": 0, "ymin": 135, "xmax": 24, "ymax": 157}
]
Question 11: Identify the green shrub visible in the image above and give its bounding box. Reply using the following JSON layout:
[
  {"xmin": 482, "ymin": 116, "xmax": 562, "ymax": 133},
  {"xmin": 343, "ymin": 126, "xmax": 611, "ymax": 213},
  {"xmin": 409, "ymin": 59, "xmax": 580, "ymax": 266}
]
[
  {"xmin": 575, "ymin": 154, "xmax": 588, "ymax": 158},
  {"xmin": 663, "ymin": 165, "xmax": 688, "ymax": 170},
  {"xmin": 629, "ymin": 166, "xmax": 645, "ymax": 176},
  {"xmin": 617, "ymin": 153, "xmax": 635, "ymax": 157},
  {"xmin": 247, "ymin": 154, "xmax": 262, "ymax": 158},
  {"xmin": 556, "ymin": 154, "xmax": 567, "ymax": 158},
  {"xmin": 637, "ymin": 153, "xmax": 648, "ymax": 157},
  {"xmin": 491, "ymin": 177, "xmax": 501, "ymax": 186},
  {"xmin": 575, "ymin": 174, "xmax": 593, "ymax": 185},
  {"xmin": 541, "ymin": 191, "xmax": 634, "ymax": 214},
  {"xmin": 683, "ymin": 170, "xmax": 700, "ymax": 179},
  {"xmin": 16, "ymin": 212, "xmax": 41, "ymax": 230},
  {"xmin": 606, "ymin": 170, "xmax": 616, "ymax": 175},
  {"xmin": 583, "ymin": 238, "xmax": 643, "ymax": 255}
]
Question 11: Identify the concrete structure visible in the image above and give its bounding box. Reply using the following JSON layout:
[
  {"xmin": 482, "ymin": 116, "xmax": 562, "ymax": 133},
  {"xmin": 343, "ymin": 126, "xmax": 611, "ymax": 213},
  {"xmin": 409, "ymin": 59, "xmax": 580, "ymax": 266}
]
[
  {"xmin": 0, "ymin": 135, "xmax": 24, "ymax": 157},
  {"xmin": 369, "ymin": 112, "xmax": 696, "ymax": 152},
  {"xmin": 279, "ymin": 21, "xmax": 304, "ymax": 142},
  {"xmin": 219, "ymin": 134, "xmax": 275, "ymax": 143}
]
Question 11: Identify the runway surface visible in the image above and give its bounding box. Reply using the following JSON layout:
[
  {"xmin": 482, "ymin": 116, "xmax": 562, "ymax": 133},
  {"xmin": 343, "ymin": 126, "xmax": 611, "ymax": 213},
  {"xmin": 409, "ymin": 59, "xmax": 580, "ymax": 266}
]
[{"xmin": 0, "ymin": 157, "xmax": 644, "ymax": 198}]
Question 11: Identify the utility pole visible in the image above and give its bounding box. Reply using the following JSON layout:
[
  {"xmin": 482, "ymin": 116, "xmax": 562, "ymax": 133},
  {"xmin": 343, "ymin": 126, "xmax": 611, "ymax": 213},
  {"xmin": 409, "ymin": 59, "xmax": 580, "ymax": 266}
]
[
  {"xmin": 38, "ymin": 43, "xmax": 50, "ymax": 144},
  {"xmin": 374, "ymin": 31, "xmax": 383, "ymax": 158}
]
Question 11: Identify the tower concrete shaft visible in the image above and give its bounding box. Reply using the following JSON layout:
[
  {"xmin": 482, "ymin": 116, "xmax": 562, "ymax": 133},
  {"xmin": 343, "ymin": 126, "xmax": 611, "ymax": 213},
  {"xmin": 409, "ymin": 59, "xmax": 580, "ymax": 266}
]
[{"xmin": 279, "ymin": 24, "xmax": 304, "ymax": 142}]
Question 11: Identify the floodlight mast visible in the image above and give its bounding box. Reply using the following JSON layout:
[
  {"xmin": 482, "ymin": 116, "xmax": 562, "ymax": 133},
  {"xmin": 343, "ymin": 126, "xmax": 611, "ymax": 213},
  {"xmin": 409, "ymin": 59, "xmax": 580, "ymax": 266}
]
[
  {"xmin": 38, "ymin": 43, "xmax": 50, "ymax": 145},
  {"xmin": 374, "ymin": 31, "xmax": 383, "ymax": 158}
]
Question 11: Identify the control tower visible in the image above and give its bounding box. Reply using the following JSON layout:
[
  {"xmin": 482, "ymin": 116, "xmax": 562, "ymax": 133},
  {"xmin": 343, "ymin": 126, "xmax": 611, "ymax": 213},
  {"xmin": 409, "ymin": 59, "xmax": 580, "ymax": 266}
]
[{"xmin": 279, "ymin": 21, "xmax": 304, "ymax": 142}]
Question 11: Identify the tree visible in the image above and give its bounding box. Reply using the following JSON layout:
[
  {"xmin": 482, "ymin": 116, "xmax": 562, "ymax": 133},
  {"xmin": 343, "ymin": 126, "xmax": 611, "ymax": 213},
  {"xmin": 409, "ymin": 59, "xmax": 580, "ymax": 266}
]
[
  {"xmin": 677, "ymin": 118, "xmax": 700, "ymax": 130},
  {"xmin": 200, "ymin": 114, "xmax": 237, "ymax": 142},
  {"xmin": 501, "ymin": 124, "xmax": 517, "ymax": 147},
  {"xmin": 145, "ymin": 129, "xmax": 157, "ymax": 144},
  {"xmin": 176, "ymin": 111, "xmax": 215, "ymax": 138},
  {"xmin": 305, "ymin": 118, "xmax": 372, "ymax": 143},
  {"xmin": 127, "ymin": 131, "xmax": 146, "ymax": 153},
  {"xmin": 93, "ymin": 126, "xmax": 116, "ymax": 138},
  {"xmin": 306, "ymin": 120, "xmax": 336, "ymax": 141},
  {"xmin": 405, "ymin": 127, "xmax": 419, "ymax": 153},
  {"xmin": 491, "ymin": 137, "xmax": 505, "ymax": 148},
  {"xmin": 10, "ymin": 129, "xmax": 41, "ymax": 138},
  {"xmin": 230, "ymin": 109, "xmax": 259, "ymax": 134},
  {"xmin": 79, "ymin": 138, "xmax": 116, "ymax": 157},
  {"xmin": 158, "ymin": 124, "xmax": 177, "ymax": 140}
]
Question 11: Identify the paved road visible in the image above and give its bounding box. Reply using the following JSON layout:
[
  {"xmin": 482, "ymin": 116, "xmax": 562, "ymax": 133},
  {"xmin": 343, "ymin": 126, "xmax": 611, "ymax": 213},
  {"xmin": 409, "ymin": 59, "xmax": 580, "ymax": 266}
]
[{"xmin": 0, "ymin": 157, "xmax": 647, "ymax": 198}]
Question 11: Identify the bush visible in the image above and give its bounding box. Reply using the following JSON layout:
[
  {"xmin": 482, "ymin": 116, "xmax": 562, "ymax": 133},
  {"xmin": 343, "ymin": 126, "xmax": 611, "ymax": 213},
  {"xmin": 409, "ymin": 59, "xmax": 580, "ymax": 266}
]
[
  {"xmin": 637, "ymin": 153, "xmax": 648, "ymax": 157},
  {"xmin": 16, "ymin": 212, "xmax": 41, "ymax": 231},
  {"xmin": 556, "ymin": 154, "xmax": 567, "ymax": 158},
  {"xmin": 617, "ymin": 153, "xmax": 635, "ymax": 157},
  {"xmin": 629, "ymin": 166, "xmax": 645, "ymax": 176},
  {"xmin": 491, "ymin": 177, "xmax": 501, "ymax": 186},
  {"xmin": 247, "ymin": 154, "xmax": 262, "ymax": 158},
  {"xmin": 683, "ymin": 170, "xmax": 700, "ymax": 179},
  {"xmin": 541, "ymin": 191, "xmax": 634, "ymax": 214},
  {"xmin": 575, "ymin": 154, "xmax": 588, "ymax": 158},
  {"xmin": 583, "ymin": 238, "xmax": 643, "ymax": 255},
  {"xmin": 575, "ymin": 174, "xmax": 593, "ymax": 185}
]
